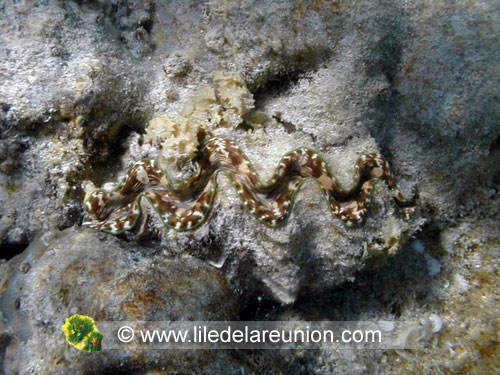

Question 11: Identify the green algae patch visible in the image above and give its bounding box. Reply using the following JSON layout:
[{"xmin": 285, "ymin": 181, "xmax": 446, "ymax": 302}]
[{"xmin": 61, "ymin": 314, "xmax": 103, "ymax": 352}]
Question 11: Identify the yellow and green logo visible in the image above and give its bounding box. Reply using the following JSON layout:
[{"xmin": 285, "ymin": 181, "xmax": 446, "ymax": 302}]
[{"xmin": 61, "ymin": 314, "xmax": 103, "ymax": 352}]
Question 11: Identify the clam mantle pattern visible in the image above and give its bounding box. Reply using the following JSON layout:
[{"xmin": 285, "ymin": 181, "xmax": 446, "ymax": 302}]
[{"xmin": 83, "ymin": 137, "xmax": 416, "ymax": 234}]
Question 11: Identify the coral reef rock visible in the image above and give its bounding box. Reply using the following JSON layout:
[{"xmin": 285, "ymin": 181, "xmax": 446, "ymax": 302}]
[
  {"xmin": 0, "ymin": 0, "xmax": 498, "ymax": 373},
  {"xmin": 0, "ymin": 227, "xmax": 241, "ymax": 374}
]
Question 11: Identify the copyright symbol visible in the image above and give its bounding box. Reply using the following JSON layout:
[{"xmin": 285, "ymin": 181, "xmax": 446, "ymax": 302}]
[{"xmin": 117, "ymin": 326, "xmax": 134, "ymax": 343}]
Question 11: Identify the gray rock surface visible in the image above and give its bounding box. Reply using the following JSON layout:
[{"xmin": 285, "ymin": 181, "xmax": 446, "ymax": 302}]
[
  {"xmin": 0, "ymin": 227, "xmax": 241, "ymax": 374},
  {"xmin": 0, "ymin": 0, "xmax": 498, "ymax": 373}
]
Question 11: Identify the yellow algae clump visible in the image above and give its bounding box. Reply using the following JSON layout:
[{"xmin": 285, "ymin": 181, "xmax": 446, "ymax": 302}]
[
  {"xmin": 145, "ymin": 114, "xmax": 200, "ymax": 170},
  {"xmin": 144, "ymin": 72, "xmax": 262, "ymax": 173},
  {"xmin": 212, "ymin": 71, "xmax": 255, "ymax": 128},
  {"xmin": 180, "ymin": 85, "xmax": 221, "ymax": 128}
]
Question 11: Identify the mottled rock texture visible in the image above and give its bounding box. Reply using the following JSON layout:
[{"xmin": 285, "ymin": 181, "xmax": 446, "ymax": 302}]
[
  {"xmin": 0, "ymin": 228, "xmax": 240, "ymax": 374},
  {"xmin": 0, "ymin": 0, "xmax": 498, "ymax": 373}
]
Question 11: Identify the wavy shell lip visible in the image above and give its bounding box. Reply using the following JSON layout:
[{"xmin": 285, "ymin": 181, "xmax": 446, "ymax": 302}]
[{"xmin": 82, "ymin": 137, "xmax": 416, "ymax": 234}]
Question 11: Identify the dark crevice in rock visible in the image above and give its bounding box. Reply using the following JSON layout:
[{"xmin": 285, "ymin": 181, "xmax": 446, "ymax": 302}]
[
  {"xmin": 84, "ymin": 123, "xmax": 144, "ymax": 187},
  {"xmin": 488, "ymin": 134, "xmax": 500, "ymax": 155},
  {"xmin": 238, "ymin": 295, "xmax": 281, "ymax": 321},
  {"xmin": 56, "ymin": 204, "xmax": 84, "ymax": 231},
  {"xmin": 0, "ymin": 241, "xmax": 29, "ymax": 261},
  {"xmin": 244, "ymin": 229, "xmax": 441, "ymax": 321},
  {"xmin": 365, "ymin": 33, "xmax": 403, "ymax": 85},
  {"xmin": 224, "ymin": 253, "xmax": 279, "ymax": 317},
  {"xmin": 363, "ymin": 6, "xmax": 411, "ymax": 85},
  {"xmin": 141, "ymin": 18, "xmax": 154, "ymax": 35},
  {"xmin": 253, "ymin": 70, "xmax": 304, "ymax": 102},
  {"xmin": 295, "ymin": 234, "xmax": 439, "ymax": 320},
  {"xmin": 363, "ymin": 7, "xmax": 412, "ymax": 151},
  {"xmin": 488, "ymin": 133, "xmax": 500, "ymax": 187},
  {"xmin": 0, "ymin": 333, "xmax": 13, "ymax": 374},
  {"xmin": 290, "ymin": 222, "xmax": 323, "ymax": 296},
  {"xmin": 251, "ymin": 48, "xmax": 333, "ymax": 106}
]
